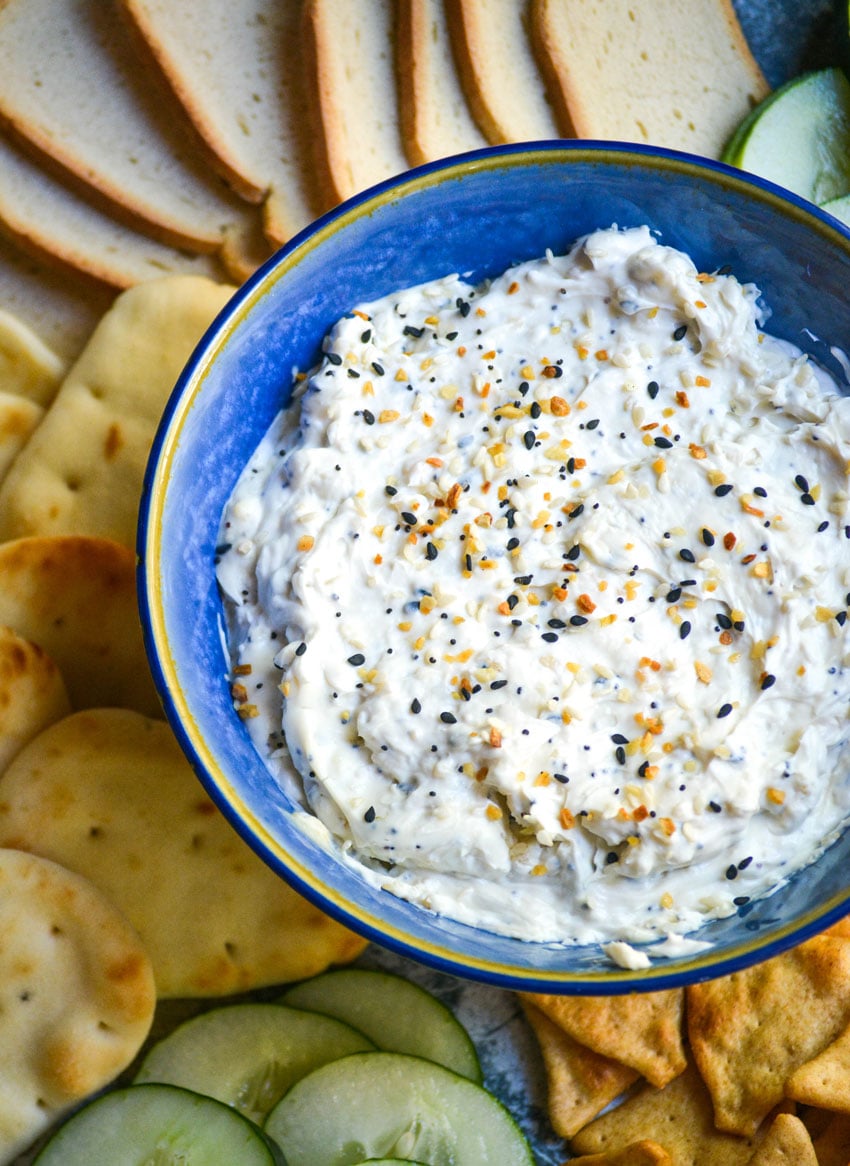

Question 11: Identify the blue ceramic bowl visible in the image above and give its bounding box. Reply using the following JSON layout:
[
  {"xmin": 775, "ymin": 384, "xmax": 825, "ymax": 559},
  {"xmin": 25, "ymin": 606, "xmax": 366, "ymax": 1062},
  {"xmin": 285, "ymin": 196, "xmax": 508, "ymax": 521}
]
[{"xmin": 139, "ymin": 142, "xmax": 850, "ymax": 993}]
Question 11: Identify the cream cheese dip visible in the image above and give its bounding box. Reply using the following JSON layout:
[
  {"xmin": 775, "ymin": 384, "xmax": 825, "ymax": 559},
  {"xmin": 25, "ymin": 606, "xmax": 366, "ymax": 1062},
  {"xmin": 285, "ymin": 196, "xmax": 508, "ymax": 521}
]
[{"xmin": 217, "ymin": 225, "xmax": 850, "ymax": 953}]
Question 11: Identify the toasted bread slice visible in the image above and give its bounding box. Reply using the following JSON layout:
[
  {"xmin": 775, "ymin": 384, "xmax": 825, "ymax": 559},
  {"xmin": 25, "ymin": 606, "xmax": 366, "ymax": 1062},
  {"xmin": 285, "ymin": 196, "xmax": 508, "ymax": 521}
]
[
  {"xmin": 0, "ymin": 0, "xmax": 264, "ymax": 263},
  {"xmin": 120, "ymin": 0, "xmax": 323, "ymax": 247},
  {"xmin": 0, "ymin": 235, "xmax": 112, "ymax": 367},
  {"xmin": 446, "ymin": 0, "xmax": 565, "ymax": 143},
  {"xmin": 0, "ymin": 132, "xmax": 228, "ymax": 291},
  {"xmin": 531, "ymin": 0, "xmax": 768, "ymax": 157},
  {"xmin": 398, "ymin": 0, "xmax": 489, "ymax": 166},
  {"xmin": 302, "ymin": 0, "xmax": 409, "ymax": 206}
]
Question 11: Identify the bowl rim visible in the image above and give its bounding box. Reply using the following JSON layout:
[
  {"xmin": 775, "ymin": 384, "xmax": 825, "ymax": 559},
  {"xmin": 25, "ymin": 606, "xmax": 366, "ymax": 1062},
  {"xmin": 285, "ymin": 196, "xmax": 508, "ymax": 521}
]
[{"xmin": 138, "ymin": 139, "xmax": 850, "ymax": 993}]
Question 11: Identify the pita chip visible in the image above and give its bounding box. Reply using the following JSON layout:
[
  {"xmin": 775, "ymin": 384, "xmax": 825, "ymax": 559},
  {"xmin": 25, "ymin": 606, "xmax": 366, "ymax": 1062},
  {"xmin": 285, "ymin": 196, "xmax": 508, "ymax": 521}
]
[
  {"xmin": 570, "ymin": 1062, "xmax": 777, "ymax": 1164},
  {"xmin": 570, "ymin": 1142, "xmax": 671, "ymax": 1166},
  {"xmin": 744, "ymin": 1112, "xmax": 817, "ymax": 1166},
  {"xmin": 0, "ymin": 847, "xmax": 155, "ymax": 1161},
  {"xmin": 0, "ymin": 535, "xmax": 160, "ymax": 716},
  {"xmin": 0, "ymin": 625, "xmax": 70, "ymax": 772},
  {"xmin": 0, "ymin": 389, "xmax": 42, "ymax": 484},
  {"xmin": 0, "ymin": 275, "xmax": 234, "ymax": 548},
  {"xmin": 0, "ymin": 307, "xmax": 65, "ymax": 406},
  {"xmin": 521, "ymin": 988, "xmax": 686, "ymax": 1088},
  {"xmin": 521, "ymin": 1000, "xmax": 638, "ymax": 1138},
  {"xmin": 0, "ymin": 708, "xmax": 366, "ymax": 997},
  {"xmin": 786, "ymin": 1020, "xmax": 850, "ymax": 1112},
  {"xmin": 687, "ymin": 934, "xmax": 850, "ymax": 1136}
]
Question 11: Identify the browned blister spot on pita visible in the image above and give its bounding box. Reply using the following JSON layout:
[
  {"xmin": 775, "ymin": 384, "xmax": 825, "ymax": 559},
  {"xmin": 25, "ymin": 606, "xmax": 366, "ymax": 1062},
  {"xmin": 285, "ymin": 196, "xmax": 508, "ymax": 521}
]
[
  {"xmin": 687, "ymin": 934, "xmax": 850, "ymax": 1136},
  {"xmin": 522, "ymin": 987, "xmax": 686, "ymax": 1088}
]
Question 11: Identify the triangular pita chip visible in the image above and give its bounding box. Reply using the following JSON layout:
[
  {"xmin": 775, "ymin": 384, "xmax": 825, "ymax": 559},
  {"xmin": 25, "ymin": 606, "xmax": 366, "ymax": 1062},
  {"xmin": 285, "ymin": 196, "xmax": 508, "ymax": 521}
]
[
  {"xmin": 786, "ymin": 1020, "xmax": 850, "ymax": 1112},
  {"xmin": 745, "ymin": 1112, "xmax": 817, "ymax": 1165},
  {"xmin": 521, "ymin": 988, "xmax": 686, "ymax": 1087},
  {"xmin": 521, "ymin": 999, "xmax": 638, "ymax": 1138},
  {"xmin": 686, "ymin": 935, "xmax": 850, "ymax": 1136}
]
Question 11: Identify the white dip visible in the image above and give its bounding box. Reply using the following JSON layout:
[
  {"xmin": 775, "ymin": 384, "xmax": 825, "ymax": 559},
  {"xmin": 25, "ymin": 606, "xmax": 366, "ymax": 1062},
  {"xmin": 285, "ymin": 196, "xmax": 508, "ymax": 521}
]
[{"xmin": 217, "ymin": 225, "xmax": 850, "ymax": 950}]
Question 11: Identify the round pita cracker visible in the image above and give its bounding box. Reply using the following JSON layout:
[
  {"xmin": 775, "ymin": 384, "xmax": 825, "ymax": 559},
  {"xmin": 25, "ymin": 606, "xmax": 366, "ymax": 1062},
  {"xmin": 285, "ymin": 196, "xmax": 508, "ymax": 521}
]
[
  {"xmin": 0, "ymin": 707, "xmax": 366, "ymax": 997},
  {"xmin": 0, "ymin": 624, "xmax": 70, "ymax": 773},
  {"xmin": 0, "ymin": 847, "xmax": 155, "ymax": 1162},
  {"xmin": 0, "ymin": 535, "xmax": 160, "ymax": 716}
]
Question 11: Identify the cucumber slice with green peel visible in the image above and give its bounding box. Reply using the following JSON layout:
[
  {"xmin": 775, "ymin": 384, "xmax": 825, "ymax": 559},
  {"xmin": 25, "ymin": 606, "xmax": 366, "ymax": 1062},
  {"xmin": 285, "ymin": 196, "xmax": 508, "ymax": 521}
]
[
  {"xmin": 351, "ymin": 1161, "xmax": 428, "ymax": 1164},
  {"xmin": 34, "ymin": 1083, "xmax": 285, "ymax": 1165},
  {"xmin": 280, "ymin": 969, "xmax": 481, "ymax": 1083},
  {"xmin": 722, "ymin": 68, "xmax": 850, "ymax": 204},
  {"xmin": 135, "ymin": 1003, "xmax": 374, "ymax": 1124},
  {"xmin": 264, "ymin": 1051, "xmax": 534, "ymax": 1166}
]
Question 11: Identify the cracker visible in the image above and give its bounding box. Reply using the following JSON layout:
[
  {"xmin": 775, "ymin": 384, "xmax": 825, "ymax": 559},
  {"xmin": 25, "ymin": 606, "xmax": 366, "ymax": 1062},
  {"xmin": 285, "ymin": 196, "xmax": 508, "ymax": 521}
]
[
  {"xmin": 0, "ymin": 389, "xmax": 42, "ymax": 485},
  {"xmin": 0, "ymin": 535, "xmax": 160, "ymax": 716},
  {"xmin": 0, "ymin": 307, "xmax": 64, "ymax": 405},
  {"xmin": 686, "ymin": 934, "xmax": 850, "ymax": 1136},
  {"xmin": 570, "ymin": 1141, "xmax": 672, "ymax": 1165},
  {"xmin": 520, "ymin": 988, "xmax": 686, "ymax": 1088},
  {"xmin": 0, "ymin": 274, "xmax": 234, "ymax": 548},
  {"xmin": 0, "ymin": 707, "xmax": 367, "ymax": 997},
  {"xmin": 521, "ymin": 1000, "xmax": 638, "ymax": 1138},
  {"xmin": 744, "ymin": 1112, "xmax": 817, "ymax": 1165},
  {"xmin": 570, "ymin": 1062, "xmax": 775, "ymax": 1164},
  {"xmin": 0, "ymin": 625, "xmax": 70, "ymax": 772},
  {"xmin": 0, "ymin": 847, "xmax": 155, "ymax": 1161},
  {"xmin": 785, "ymin": 1020, "xmax": 850, "ymax": 1112}
]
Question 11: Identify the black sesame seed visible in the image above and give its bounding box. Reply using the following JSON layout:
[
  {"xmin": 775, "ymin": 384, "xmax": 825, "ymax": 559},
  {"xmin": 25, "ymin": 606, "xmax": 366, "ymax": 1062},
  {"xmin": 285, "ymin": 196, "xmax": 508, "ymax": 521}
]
[
  {"xmin": 647, "ymin": 380, "xmax": 660, "ymax": 399},
  {"xmin": 818, "ymin": 520, "xmax": 829, "ymax": 533},
  {"xmin": 606, "ymin": 851, "xmax": 619, "ymax": 864},
  {"xmin": 569, "ymin": 504, "xmax": 585, "ymax": 520},
  {"xmin": 615, "ymin": 746, "xmax": 627, "ymax": 765},
  {"xmin": 401, "ymin": 511, "xmax": 417, "ymax": 526},
  {"xmin": 425, "ymin": 542, "xmax": 438, "ymax": 561},
  {"xmin": 326, "ymin": 351, "xmax": 343, "ymax": 365},
  {"xmin": 347, "ymin": 653, "xmax": 365, "ymax": 666},
  {"xmin": 666, "ymin": 587, "xmax": 682, "ymax": 603},
  {"xmin": 709, "ymin": 800, "xmax": 722, "ymax": 812},
  {"xmin": 569, "ymin": 615, "xmax": 588, "ymax": 626},
  {"xmin": 506, "ymin": 595, "xmax": 519, "ymax": 610},
  {"xmin": 490, "ymin": 679, "xmax": 508, "ymax": 689},
  {"xmin": 507, "ymin": 537, "xmax": 520, "ymax": 551},
  {"xmin": 523, "ymin": 430, "xmax": 536, "ymax": 450},
  {"xmin": 410, "ymin": 698, "xmax": 421, "ymax": 714},
  {"xmin": 385, "ymin": 485, "xmax": 397, "ymax": 496},
  {"xmin": 364, "ymin": 806, "xmax": 376, "ymax": 823},
  {"xmin": 794, "ymin": 474, "xmax": 809, "ymax": 492},
  {"xmin": 541, "ymin": 632, "xmax": 559, "ymax": 643},
  {"xmin": 733, "ymin": 895, "xmax": 751, "ymax": 906},
  {"xmin": 717, "ymin": 613, "xmax": 733, "ymax": 629},
  {"xmin": 372, "ymin": 361, "xmax": 385, "ymax": 376},
  {"xmin": 714, "ymin": 483, "xmax": 733, "ymax": 497},
  {"xmin": 514, "ymin": 574, "xmax": 533, "ymax": 585},
  {"xmin": 554, "ymin": 773, "xmax": 569, "ymax": 784},
  {"xmin": 403, "ymin": 324, "xmax": 424, "ymax": 338},
  {"xmin": 725, "ymin": 865, "xmax": 738, "ymax": 880},
  {"xmin": 701, "ymin": 529, "xmax": 715, "ymax": 546},
  {"xmin": 440, "ymin": 711, "xmax": 457, "ymax": 724},
  {"xmin": 347, "ymin": 368, "xmax": 360, "ymax": 378},
  {"xmin": 565, "ymin": 544, "xmax": 581, "ymax": 561},
  {"xmin": 586, "ymin": 418, "xmax": 600, "ymax": 431},
  {"xmin": 800, "ymin": 492, "xmax": 816, "ymax": 506},
  {"xmin": 717, "ymin": 703, "xmax": 733, "ymax": 718},
  {"xmin": 738, "ymin": 856, "xmax": 753, "ymax": 870},
  {"xmin": 611, "ymin": 733, "xmax": 629, "ymax": 744},
  {"xmin": 457, "ymin": 298, "xmax": 471, "ymax": 317},
  {"xmin": 362, "ymin": 409, "xmax": 375, "ymax": 425},
  {"xmin": 530, "ymin": 401, "xmax": 542, "ymax": 419},
  {"xmin": 295, "ymin": 642, "xmax": 307, "ymax": 656},
  {"xmin": 679, "ymin": 621, "xmax": 692, "ymax": 640},
  {"xmin": 760, "ymin": 674, "xmax": 776, "ymax": 690},
  {"xmin": 654, "ymin": 436, "xmax": 673, "ymax": 449},
  {"xmin": 837, "ymin": 611, "xmax": 848, "ymax": 627},
  {"xmin": 679, "ymin": 548, "xmax": 696, "ymax": 563},
  {"xmin": 637, "ymin": 760, "xmax": 649, "ymax": 778},
  {"xmin": 566, "ymin": 457, "xmax": 576, "ymax": 474},
  {"xmin": 672, "ymin": 323, "xmax": 688, "ymax": 341},
  {"xmin": 753, "ymin": 486, "xmax": 767, "ymax": 498}
]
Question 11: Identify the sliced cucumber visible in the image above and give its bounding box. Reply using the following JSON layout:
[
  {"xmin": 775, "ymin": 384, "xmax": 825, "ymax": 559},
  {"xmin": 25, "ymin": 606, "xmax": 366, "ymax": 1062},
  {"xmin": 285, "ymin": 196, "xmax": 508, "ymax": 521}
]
[
  {"xmin": 34, "ymin": 1083, "xmax": 284, "ymax": 1165},
  {"xmin": 280, "ymin": 969, "xmax": 481, "ymax": 1083},
  {"xmin": 135, "ymin": 1003, "xmax": 374, "ymax": 1124},
  {"xmin": 264, "ymin": 1051, "xmax": 534, "ymax": 1166},
  {"xmin": 351, "ymin": 1161, "xmax": 428, "ymax": 1165},
  {"xmin": 723, "ymin": 68, "xmax": 850, "ymax": 204}
]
